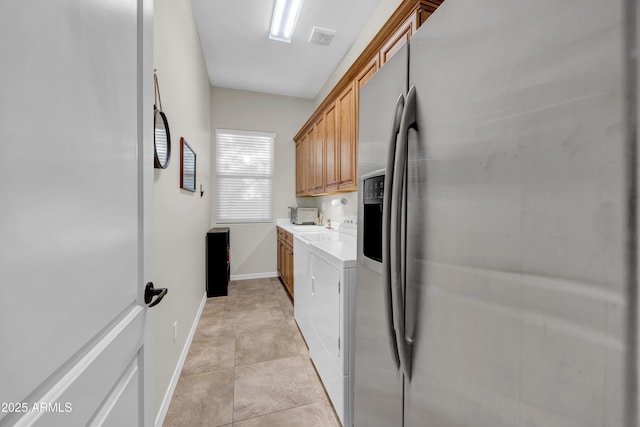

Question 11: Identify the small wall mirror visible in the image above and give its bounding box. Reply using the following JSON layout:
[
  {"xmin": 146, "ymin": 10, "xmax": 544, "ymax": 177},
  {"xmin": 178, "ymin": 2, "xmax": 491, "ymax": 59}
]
[
  {"xmin": 180, "ymin": 137, "xmax": 196, "ymax": 192},
  {"xmin": 154, "ymin": 109, "xmax": 171, "ymax": 169}
]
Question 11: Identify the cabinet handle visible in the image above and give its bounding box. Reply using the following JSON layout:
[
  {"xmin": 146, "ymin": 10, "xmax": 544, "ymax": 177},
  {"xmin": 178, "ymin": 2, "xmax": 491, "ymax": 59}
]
[{"xmin": 311, "ymin": 275, "xmax": 315, "ymax": 296}]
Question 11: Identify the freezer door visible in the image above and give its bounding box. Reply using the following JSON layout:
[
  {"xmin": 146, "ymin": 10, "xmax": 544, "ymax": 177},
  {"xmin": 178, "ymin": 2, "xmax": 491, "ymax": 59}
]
[
  {"xmin": 354, "ymin": 44, "xmax": 408, "ymax": 427},
  {"xmin": 405, "ymin": 0, "xmax": 631, "ymax": 426},
  {"xmin": 357, "ymin": 44, "xmax": 408, "ymax": 180}
]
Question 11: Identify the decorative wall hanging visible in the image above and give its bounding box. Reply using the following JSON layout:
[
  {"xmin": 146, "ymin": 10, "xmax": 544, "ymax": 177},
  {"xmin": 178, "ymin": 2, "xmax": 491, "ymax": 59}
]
[
  {"xmin": 180, "ymin": 137, "xmax": 196, "ymax": 192},
  {"xmin": 154, "ymin": 70, "xmax": 171, "ymax": 169}
]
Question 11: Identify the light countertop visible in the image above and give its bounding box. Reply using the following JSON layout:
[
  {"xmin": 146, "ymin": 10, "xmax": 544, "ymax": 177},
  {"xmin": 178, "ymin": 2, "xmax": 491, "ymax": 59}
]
[
  {"xmin": 276, "ymin": 218, "xmax": 356, "ymax": 269},
  {"xmin": 276, "ymin": 218, "xmax": 337, "ymax": 234}
]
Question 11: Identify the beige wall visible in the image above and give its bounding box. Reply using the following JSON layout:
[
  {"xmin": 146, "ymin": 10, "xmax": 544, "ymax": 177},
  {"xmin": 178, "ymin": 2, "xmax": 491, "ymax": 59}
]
[
  {"xmin": 210, "ymin": 87, "xmax": 313, "ymax": 278},
  {"xmin": 296, "ymin": 192, "xmax": 359, "ymax": 225},
  {"xmin": 153, "ymin": 0, "xmax": 212, "ymax": 420}
]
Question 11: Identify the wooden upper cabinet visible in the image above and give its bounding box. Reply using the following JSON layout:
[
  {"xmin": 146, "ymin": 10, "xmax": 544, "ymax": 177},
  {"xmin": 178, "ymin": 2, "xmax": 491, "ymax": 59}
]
[
  {"xmin": 355, "ymin": 56, "xmax": 379, "ymax": 162},
  {"xmin": 293, "ymin": 0, "xmax": 443, "ymax": 197},
  {"xmin": 356, "ymin": 56, "xmax": 379, "ymax": 92},
  {"xmin": 296, "ymin": 133, "xmax": 309, "ymax": 196},
  {"xmin": 296, "ymin": 142, "xmax": 302, "ymax": 196},
  {"xmin": 324, "ymin": 102, "xmax": 338, "ymax": 192},
  {"xmin": 416, "ymin": 2, "xmax": 435, "ymax": 27},
  {"xmin": 314, "ymin": 115, "xmax": 325, "ymax": 193},
  {"xmin": 306, "ymin": 126, "xmax": 316, "ymax": 194},
  {"xmin": 379, "ymin": 1, "xmax": 437, "ymax": 67},
  {"xmin": 379, "ymin": 12, "xmax": 415, "ymax": 67},
  {"xmin": 295, "ymin": 140, "xmax": 301, "ymax": 196},
  {"xmin": 337, "ymin": 83, "xmax": 356, "ymax": 190}
]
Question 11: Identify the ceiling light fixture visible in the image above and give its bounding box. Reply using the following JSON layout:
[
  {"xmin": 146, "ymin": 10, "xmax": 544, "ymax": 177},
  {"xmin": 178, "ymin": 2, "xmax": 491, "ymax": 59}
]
[{"xmin": 269, "ymin": 0, "xmax": 305, "ymax": 43}]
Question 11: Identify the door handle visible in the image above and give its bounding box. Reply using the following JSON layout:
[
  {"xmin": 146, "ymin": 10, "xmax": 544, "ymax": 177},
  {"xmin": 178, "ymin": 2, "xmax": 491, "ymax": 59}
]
[
  {"xmin": 391, "ymin": 85, "xmax": 416, "ymax": 380},
  {"xmin": 383, "ymin": 94, "xmax": 405, "ymax": 369},
  {"xmin": 145, "ymin": 282, "xmax": 168, "ymax": 308}
]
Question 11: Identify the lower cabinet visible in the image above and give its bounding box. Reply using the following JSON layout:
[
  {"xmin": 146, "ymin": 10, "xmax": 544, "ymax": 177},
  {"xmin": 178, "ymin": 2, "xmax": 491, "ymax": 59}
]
[
  {"xmin": 305, "ymin": 251, "xmax": 356, "ymax": 427},
  {"xmin": 277, "ymin": 232, "xmax": 284, "ymax": 277},
  {"xmin": 276, "ymin": 227, "xmax": 294, "ymax": 297},
  {"xmin": 285, "ymin": 242, "xmax": 294, "ymax": 297}
]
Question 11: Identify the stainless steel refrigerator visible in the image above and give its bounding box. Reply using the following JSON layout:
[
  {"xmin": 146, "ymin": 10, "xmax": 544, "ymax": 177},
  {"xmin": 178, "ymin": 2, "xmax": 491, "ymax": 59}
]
[{"xmin": 355, "ymin": 0, "xmax": 637, "ymax": 426}]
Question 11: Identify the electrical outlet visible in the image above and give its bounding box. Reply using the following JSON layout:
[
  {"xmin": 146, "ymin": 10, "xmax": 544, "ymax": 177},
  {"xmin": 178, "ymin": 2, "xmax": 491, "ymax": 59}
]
[{"xmin": 173, "ymin": 321, "xmax": 178, "ymax": 343}]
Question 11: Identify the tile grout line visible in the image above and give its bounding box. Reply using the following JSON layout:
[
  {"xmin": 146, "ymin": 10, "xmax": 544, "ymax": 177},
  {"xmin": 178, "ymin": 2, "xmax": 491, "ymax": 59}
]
[{"xmin": 164, "ymin": 279, "xmax": 340, "ymax": 427}]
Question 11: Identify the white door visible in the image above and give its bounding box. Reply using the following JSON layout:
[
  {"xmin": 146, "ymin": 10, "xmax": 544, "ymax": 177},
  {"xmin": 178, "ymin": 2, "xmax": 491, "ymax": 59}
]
[{"xmin": 0, "ymin": 0, "xmax": 156, "ymax": 426}]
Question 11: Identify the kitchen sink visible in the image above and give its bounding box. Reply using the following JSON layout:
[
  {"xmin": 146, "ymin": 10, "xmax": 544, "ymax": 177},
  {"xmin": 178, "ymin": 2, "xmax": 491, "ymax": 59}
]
[
  {"xmin": 290, "ymin": 225, "xmax": 327, "ymax": 232},
  {"xmin": 299, "ymin": 232, "xmax": 340, "ymax": 243}
]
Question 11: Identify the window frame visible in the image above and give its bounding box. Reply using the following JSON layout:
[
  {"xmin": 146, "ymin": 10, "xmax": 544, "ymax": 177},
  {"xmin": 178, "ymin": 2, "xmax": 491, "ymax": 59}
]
[{"xmin": 215, "ymin": 128, "xmax": 276, "ymax": 224}]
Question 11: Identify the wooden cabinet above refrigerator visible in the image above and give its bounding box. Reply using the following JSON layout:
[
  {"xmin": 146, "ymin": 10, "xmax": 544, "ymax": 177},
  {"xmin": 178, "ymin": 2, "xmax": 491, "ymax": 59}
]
[{"xmin": 294, "ymin": 0, "xmax": 443, "ymax": 197}]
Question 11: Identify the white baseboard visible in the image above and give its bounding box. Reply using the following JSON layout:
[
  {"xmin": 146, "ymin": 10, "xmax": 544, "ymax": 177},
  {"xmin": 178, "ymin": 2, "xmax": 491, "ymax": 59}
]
[
  {"xmin": 231, "ymin": 271, "xmax": 278, "ymax": 281},
  {"xmin": 154, "ymin": 291, "xmax": 207, "ymax": 427}
]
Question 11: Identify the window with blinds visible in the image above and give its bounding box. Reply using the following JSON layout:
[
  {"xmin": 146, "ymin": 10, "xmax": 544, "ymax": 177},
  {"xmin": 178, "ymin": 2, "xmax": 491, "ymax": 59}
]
[{"xmin": 215, "ymin": 129, "xmax": 275, "ymax": 223}]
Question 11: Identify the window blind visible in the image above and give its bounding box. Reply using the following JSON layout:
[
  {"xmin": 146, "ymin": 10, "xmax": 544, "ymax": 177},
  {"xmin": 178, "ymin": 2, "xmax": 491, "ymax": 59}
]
[{"xmin": 216, "ymin": 129, "xmax": 275, "ymax": 223}]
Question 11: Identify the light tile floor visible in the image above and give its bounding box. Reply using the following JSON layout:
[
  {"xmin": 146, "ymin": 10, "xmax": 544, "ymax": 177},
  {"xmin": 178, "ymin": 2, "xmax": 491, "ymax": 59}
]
[{"xmin": 163, "ymin": 278, "xmax": 341, "ymax": 427}]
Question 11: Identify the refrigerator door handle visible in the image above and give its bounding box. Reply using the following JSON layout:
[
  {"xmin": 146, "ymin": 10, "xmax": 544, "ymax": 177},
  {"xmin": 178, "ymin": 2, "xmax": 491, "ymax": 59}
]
[
  {"xmin": 402, "ymin": 87, "xmax": 418, "ymax": 349},
  {"xmin": 391, "ymin": 85, "xmax": 416, "ymax": 380},
  {"xmin": 383, "ymin": 94, "xmax": 405, "ymax": 369}
]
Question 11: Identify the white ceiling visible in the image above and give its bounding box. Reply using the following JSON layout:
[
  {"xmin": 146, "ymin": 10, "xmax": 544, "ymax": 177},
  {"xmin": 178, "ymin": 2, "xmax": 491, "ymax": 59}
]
[{"xmin": 192, "ymin": 0, "xmax": 384, "ymax": 99}]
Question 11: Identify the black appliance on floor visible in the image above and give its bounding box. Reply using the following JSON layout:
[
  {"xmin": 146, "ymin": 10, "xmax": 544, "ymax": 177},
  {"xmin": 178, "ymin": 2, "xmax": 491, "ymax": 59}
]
[{"xmin": 206, "ymin": 227, "xmax": 230, "ymax": 297}]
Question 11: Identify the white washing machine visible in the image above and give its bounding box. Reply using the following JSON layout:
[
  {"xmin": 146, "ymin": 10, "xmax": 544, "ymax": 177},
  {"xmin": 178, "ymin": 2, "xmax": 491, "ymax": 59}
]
[{"xmin": 293, "ymin": 230, "xmax": 339, "ymax": 342}]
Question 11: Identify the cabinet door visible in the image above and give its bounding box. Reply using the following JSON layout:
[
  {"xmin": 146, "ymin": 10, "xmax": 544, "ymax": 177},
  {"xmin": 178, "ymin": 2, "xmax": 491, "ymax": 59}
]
[
  {"xmin": 282, "ymin": 242, "xmax": 289, "ymax": 290},
  {"xmin": 337, "ymin": 83, "xmax": 356, "ymax": 190},
  {"xmin": 306, "ymin": 127, "xmax": 316, "ymax": 194},
  {"xmin": 277, "ymin": 238, "xmax": 284, "ymax": 278},
  {"xmin": 286, "ymin": 243, "xmax": 294, "ymax": 297},
  {"xmin": 416, "ymin": 2, "xmax": 434, "ymax": 28},
  {"xmin": 276, "ymin": 238, "xmax": 280, "ymax": 277},
  {"xmin": 379, "ymin": 12, "xmax": 416, "ymax": 67},
  {"xmin": 314, "ymin": 116, "xmax": 325, "ymax": 193},
  {"xmin": 324, "ymin": 102, "xmax": 338, "ymax": 192},
  {"xmin": 296, "ymin": 134, "xmax": 309, "ymax": 196},
  {"xmin": 357, "ymin": 56, "xmax": 379, "ymax": 92},
  {"xmin": 355, "ymin": 56, "xmax": 379, "ymax": 182},
  {"xmin": 290, "ymin": 247, "xmax": 295, "ymax": 295}
]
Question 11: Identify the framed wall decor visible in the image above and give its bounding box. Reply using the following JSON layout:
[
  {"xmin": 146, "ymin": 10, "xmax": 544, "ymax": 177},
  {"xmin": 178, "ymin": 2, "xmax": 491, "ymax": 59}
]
[
  {"xmin": 153, "ymin": 70, "xmax": 171, "ymax": 169},
  {"xmin": 180, "ymin": 137, "xmax": 196, "ymax": 192},
  {"xmin": 154, "ymin": 109, "xmax": 171, "ymax": 169}
]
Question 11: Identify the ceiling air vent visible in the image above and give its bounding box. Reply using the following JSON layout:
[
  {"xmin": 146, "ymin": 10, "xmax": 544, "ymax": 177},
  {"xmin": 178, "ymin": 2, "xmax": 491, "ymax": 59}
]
[{"xmin": 309, "ymin": 26, "xmax": 336, "ymax": 46}]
